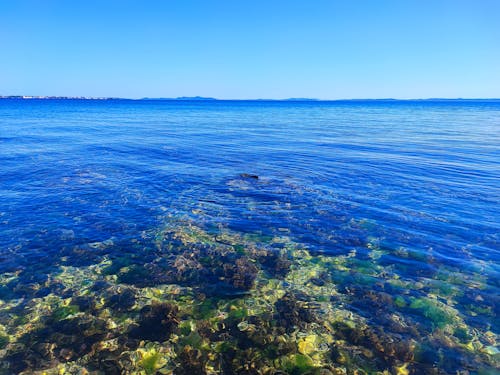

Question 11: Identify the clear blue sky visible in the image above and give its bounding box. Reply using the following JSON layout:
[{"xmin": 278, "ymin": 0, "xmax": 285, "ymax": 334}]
[{"xmin": 1, "ymin": 0, "xmax": 499, "ymax": 99}]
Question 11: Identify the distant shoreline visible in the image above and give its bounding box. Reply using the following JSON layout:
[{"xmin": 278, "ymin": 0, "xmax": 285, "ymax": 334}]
[{"xmin": 1, "ymin": 96, "xmax": 500, "ymax": 102}]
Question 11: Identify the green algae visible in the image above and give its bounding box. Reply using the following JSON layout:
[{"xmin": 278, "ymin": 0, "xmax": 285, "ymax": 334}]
[
  {"xmin": 214, "ymin": 341, "xmax": 233, "ymax": 353},
  {"xmin": 228, "ymin": 306, "xmax": 248, "ymax": 320},
  {"xmin": 194, "ymin": 298, "xmax": 218, "ymax": 320},
  {"xmin": 394, "ymin": 296, "xmax": 407, "ymax": 308},
  {"xmin": 102, "ymin": 256, "xmax": 132, "ymax": 275},
  {"xmin": 179, "ymin": 320, "xmax": 194, "ymax": 335},
  {"xmin": 281, "ymin": 353, "xmax": 316, "ymax": 374},
  {"xmin": 140, "ymin": 351, "xmax": 162, "ymax": 374},
  {"xmin": 409, "ymin": 297, "xmax": 455, "ymax": 329},
  {"xmin": 52, "ymin": 304, "xmax": 80, "ymax": 320},
  {"xmin": 179, "ymin": 331, "xmax": 204, "ymax": 349},
  {"xmin": 467, "ymin": 304, "xmax": 494, "ymax": 316}
]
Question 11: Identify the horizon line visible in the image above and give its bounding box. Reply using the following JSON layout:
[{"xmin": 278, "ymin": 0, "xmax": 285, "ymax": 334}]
[{"xmin": 1, "ymin": 95, "xmax": 500, "ymax": 101}]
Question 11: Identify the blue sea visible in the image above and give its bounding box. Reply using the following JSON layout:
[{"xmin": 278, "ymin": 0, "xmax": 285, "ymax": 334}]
[{"xmin": 0, "ymin": 99, "xmax": 499, "ymax": 374}]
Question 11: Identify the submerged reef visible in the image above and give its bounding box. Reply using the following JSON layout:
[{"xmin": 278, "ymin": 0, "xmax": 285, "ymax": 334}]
[{"xmin": 0, "ymin": 218, "xmax": 498, "ymax": 374}]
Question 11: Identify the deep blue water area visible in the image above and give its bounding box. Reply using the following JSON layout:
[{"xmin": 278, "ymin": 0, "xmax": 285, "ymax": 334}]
[{"xmin": 0, "ymin": 99, "xmax": 499, "ymax": 374}]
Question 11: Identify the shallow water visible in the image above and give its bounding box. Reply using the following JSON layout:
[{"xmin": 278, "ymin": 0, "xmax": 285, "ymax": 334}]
[{"xmin": 0, "ymin": 99, "xmax": 499, "ymax": 374}]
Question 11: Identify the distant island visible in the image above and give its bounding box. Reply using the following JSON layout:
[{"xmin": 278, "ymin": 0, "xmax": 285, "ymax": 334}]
[{"xmin": 140, "ymin": 96, "xmax": 217, "ymax": 101}]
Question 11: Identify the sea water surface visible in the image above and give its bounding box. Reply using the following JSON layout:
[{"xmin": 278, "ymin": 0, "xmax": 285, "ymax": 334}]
[{"xmin": 0, "ymin": 99, "xmax": 499, "ymax": 374}]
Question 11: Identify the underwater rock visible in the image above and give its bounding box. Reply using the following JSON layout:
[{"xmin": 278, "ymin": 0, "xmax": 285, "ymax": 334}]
[
  {"xmin": 0, "ymin": 332, "xmax": 9, "ymax": 349},
  {"xmin": 223, "ymin": 257, "xmax": 259, "ymax": 291},
  {"xmin": 249, "ymin": 247, "xmax": 292, "ymax": 278},
  {"xmin": 331, "ymin": 322, "xmax": 415, "ymax": 370},
  {"xmin": 91, "ymin": 279, "xmax": 112, "ymax": 291},
  {"xmin": 129, "ymin": 302, "xmax": 179, "ymax": 342},
  {"xmin": 105, "ymin": 286, "xmax": 137, "ymax": 311},
  {"xmin": 116, "ymin": 264, "xmax": 156, "ymax": 287},
  {"xmin": 2, "ymin": 350, "xmax": 40, "ymax": 374},
  {"xmin": 347, "ymin": 287, "xmax": 396, "ymax": 318},
  {"xmin": 240, "ymin": 173, "xmax": 259, "ymax": 179},
  {"xmin": 309, "ymin": 277, "xmax": 325, "ymax": 287},
  {"xmin": 71, "ymin": 295, "xmax": 96, "ymax": 313},
  {"xmin": 170, "ymin": 254, "xmax": 205, "ymax": 284},
  {"xmin": 3, "ymin": 314, "xmax": 109, "ymax": 372},
  {"xmin": 96, "ymin": 352, "xmax": 122, "ymax": 375},
  {"xmin": 274, "ymin": 292, "xmax": 317, "ymax": 332},
  {"xmin": 218, "ymin": 346, "xmax": 273, "ymax": 375},
  {"xmin": 176, "ymin": 345, "xmax": 207, "ymax": 375},
  {"xmin": 1, "ymin": 219, "xmax": 497, "ymax": 374}
]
